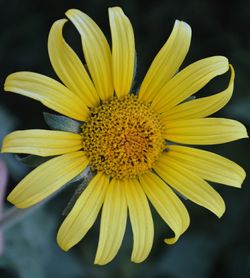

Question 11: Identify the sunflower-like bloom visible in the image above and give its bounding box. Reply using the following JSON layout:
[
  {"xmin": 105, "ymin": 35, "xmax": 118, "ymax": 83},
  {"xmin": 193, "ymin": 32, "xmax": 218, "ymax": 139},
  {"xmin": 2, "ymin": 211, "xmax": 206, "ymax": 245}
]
[{"xmin": 1, "ymin": 7, "xmax": 248, "ymax": 264}]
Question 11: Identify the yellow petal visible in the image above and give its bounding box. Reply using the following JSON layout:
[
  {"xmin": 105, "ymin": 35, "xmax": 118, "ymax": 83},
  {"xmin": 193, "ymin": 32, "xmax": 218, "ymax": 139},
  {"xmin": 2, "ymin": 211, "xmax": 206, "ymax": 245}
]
[
  {"xmin": 125, "ymin": 178, "xmax": 154, "ymax": 263},
  {"xmin": 163, "ymin": 118, "xmax": 248, "ymax": 145},
  {"xmin": 48, "ymin": 19, "xmax": 99, "ymax": 107},
  {"xmin": 7, "ymin": 152, "xmax": 89, "ymax": 208},
  {"xmin": 66, "ymin": 9, "xmax": 113, "ymax": 101},
  {"xmin": 161, "ymin": 65, "xmax": 235, "ymax": 121},
  {"xmin": 94, "ymin": 178, "xmax": 127, "ymax": 265},
  {"xmin": 154, "ymin": 155, "xmax": 225, "ymax": 217},
  {"xmin": 151, "ymin": 56, "xmax": 229, "ymax": 113},
  {"xmin": 57, "ymin": 173, "xmax": 109, "ymax": 251},
  {"xmin": 167, "ymin": 145, "xmax": 246, "ymax": 188},
  {"xmin": 139, "ymin": 172, "xmax": 190, "ymax": 244},
  {"xmin": 139, "ymin": 20, "xmax": 191, "ymax": 103},
  {"xmin": 109, "ymin": 7, "xmax": 135, "ymax": 97},
  {"xmin": 4, "ymin": 72, "xmax": 89, "ymax": 121},
  {"xmin": 1, "ymin": 129, "xmax": 82, "ymax": 157}
]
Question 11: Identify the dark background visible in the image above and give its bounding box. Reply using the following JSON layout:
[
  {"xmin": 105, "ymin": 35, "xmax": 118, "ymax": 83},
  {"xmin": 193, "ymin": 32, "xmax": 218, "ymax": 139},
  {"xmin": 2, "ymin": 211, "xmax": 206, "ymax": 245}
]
[{"xmin": 0, "ymin": 0, "xmax": 250, "ymax": 277}]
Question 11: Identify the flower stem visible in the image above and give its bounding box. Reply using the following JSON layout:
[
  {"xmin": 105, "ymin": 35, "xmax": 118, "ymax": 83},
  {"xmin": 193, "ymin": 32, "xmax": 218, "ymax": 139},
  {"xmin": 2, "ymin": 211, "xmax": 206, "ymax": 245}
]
[
  {"xmin": 0, "ymin": 167, "xmax": 94, "ymax": 231},
  {"xmin": 0, "ymin": 205, "xmax": 39, "ymax": 231}
]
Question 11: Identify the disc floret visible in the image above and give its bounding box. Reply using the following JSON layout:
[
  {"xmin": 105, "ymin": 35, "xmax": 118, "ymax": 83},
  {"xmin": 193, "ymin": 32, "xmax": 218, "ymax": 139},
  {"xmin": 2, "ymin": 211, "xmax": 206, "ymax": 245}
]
[{"xmin": 81, "ymin": 95, "xmax": 164, "ymax": 179}]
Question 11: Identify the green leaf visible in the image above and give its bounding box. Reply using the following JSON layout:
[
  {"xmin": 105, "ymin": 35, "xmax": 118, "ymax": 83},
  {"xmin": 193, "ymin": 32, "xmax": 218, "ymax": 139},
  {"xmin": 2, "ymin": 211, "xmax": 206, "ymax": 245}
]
[
  {"xmin": 43, "ymin": 112, "xmax": 82, "ymax": 133},
  {"xmin": 16, "ymin": 154, "xmax": 53, "ymax": 167},
  {"xmin": 0, "ymin": 206, "xmax": 85, "ymax": 278}
]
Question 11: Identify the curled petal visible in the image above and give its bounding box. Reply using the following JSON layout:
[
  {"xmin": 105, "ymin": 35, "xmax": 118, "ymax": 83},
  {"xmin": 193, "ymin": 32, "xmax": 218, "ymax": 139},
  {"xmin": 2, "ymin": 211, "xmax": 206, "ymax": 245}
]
[
  {"xmin": 66, "ymin": 9, "xmax": 113, "ymax": 101},
  {"xmin": 139, "ymin": 172, "xmax": 190, "ymax": 244},
  {"xmin": 48, "ymin": 19, "xmax": 99, "ymax": 107},
  {"xmin": 151, "ymin": 56, "xmax": 229, "ymax": 113},
  {"xmin": 154, "ymin": 155, "xmax": 226, "ymax": 218},
  {"xmin": 139, "ymin": 20, "xmax": 191, "ymax": 103},
  {"xmin": 161, "ymin": 65, "xmax": 235, "ymax": 121},
  {"xmin": 4, "ymin": 72, "xmax": 89, "ymax": 121}
]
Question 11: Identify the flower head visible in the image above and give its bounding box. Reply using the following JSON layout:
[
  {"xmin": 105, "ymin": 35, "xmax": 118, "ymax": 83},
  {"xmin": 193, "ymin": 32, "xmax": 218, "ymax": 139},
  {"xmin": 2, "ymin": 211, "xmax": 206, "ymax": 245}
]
[{"xmin": 1, "ymin": 7, "xmax": 248, "ymax": 264}]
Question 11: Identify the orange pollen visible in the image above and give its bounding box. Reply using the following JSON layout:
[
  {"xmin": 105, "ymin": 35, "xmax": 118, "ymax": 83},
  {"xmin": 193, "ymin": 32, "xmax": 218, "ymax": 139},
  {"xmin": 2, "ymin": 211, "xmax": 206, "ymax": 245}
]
[{"xmin": 81, "ymin": 95, "xmax": 164, "ymax": 179}]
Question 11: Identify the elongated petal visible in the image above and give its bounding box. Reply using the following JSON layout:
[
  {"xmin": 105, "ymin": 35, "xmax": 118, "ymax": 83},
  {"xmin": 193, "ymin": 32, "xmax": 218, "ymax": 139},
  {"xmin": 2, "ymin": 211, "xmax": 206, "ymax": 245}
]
[
  {"xmin": 161, "ymin": 65, "xmax": 235, "ymax": 121},
  {"xmin": 7, "ymin": 152, "xmax": 89, "ymax": 208},
  {"xmin": 1, "ymin": 129, "xmax": 82, "ymax": 157},
  {"xmin": 4, "ymin": 72, "xmax": 89, "ymax": 121},
  {"xmin": 139, "ymin": 172, "xmax": 190, "ymax": 244},
  {"xmin": 167, "ymin": 145, "xmax": 246, "ymax": 188},
  {"xmin": 57, "ymin": 173, "xmax": 109, "ymax": 251},
  {"xmin": 139, "ymin": 20, "xmax": 191, "ymax": 103},
  {"xmin": 109, "ymin": 7, "xmax": 135, "ymax": 97},
  {"xmin": 95, "ymin": 178, "xmax": 127, "ymax": 265},
  {"xmin": 151, "ymin": 56, "xmax": 229, "ymax": 113},
  {"xmin": 125, "ymin": 178, "xmax": 154, "ymax": 263},
  {"xmin": 154, "ymin": 156, "xmax": 225, "ymax": 217},
  {"xmin": 66, "ymin": 9, "xmax": 113, "ymax": 101},
  {"xmin": 48, "ymin": 19, "xmax": 99, "ymax": 107},
  {"xmin": 163, "ymin": 118, "xmax": 248, "ymax": 145}
]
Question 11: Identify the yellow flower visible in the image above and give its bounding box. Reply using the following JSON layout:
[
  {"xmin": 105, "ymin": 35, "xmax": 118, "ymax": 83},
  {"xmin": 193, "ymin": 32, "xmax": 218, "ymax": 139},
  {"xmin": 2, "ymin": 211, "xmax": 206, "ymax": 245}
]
[{"xmin": 1, "ymin": 7, "xmax": 248, "ymax": 265}]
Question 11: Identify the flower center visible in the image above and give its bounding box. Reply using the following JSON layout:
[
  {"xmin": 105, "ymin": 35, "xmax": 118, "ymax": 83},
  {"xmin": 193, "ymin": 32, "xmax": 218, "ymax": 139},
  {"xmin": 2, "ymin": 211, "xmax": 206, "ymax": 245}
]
[{"xmin": 81, "ymin": 95, "xmax": 164, "ymax": 179}]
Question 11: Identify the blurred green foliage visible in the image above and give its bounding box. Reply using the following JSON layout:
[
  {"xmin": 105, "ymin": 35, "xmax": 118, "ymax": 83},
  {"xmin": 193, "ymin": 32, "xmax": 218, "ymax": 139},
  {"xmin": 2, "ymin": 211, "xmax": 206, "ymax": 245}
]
[{"xmin": 0, "ymin": 0, "xmax": 250, "ymax": 277}]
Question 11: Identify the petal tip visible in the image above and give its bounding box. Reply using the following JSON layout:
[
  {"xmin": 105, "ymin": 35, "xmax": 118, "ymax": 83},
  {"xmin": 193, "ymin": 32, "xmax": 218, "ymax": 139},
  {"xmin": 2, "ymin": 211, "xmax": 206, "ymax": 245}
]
[
  {"xmin": 217, "ymin": 209, "xmax": 225, "ymax": 219},
  {"xmin": 131, "ymin": 256, "xmax": 146, "ymax": 264},
  {"xmin": 241, "ymin": 169, "xmax": 247, "ymax": 184},
  {"xmin": 232, "ymin": 164, "xmax": 247, "ymax": 189},
  {"xmin": 244, "ymin": 129, "xmax": 249, "ymax": 138},
  {"xmin": 1, "ymin": 141, "xmax": 6, "ymax": 153},
  {"xmin": 56, "ymin": 234, "xmax": 71, "ymax": 252},
  {"xmin": 164, "ymin": 236, "xmax": 179, "ymax": 245},
  {"xmin": 4, "ymin": 75, "xmax": 13, "ymax": 92},
  {"xmin": 7, "ymin": 194, "xmax": 26, "ymax": 209},
  {"xmin": 94, "ymin": 257, "xmax": 109, "ymax": 266},
  {"xmin": 65, "ymin": 8, "xmax": 84, "ymax": 21},
  {"xmin": 54, "ymin": 18, "xmax": 68, "ymax": 26},
  {"xmin": 181, "ymin": 20, "xmax": 192, "ymax": 33},
  {"xmin": 108, "ymin": 7, "xmax": 125, "ymax": 21},
  {"xmin": 174, "ymin": 19, "xmax": 180, "ymax": 26},
  {"xmin": 215, "ymin": 201, "xmax": 226, "ymax": 219},
  {"xmin": 65, "ymin": 8, "xmax": 78, "ymax": 16},
  {"xmin": 239, "ymin": 124, "xmax": 249, "ymax": 139},
  {"xmin": 109, "ymin": 6, "xmax": 123, "ymax": 12},
  {"xmin": 7, "ymin": 193, "xmax": 14, "ymax": 204}
]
